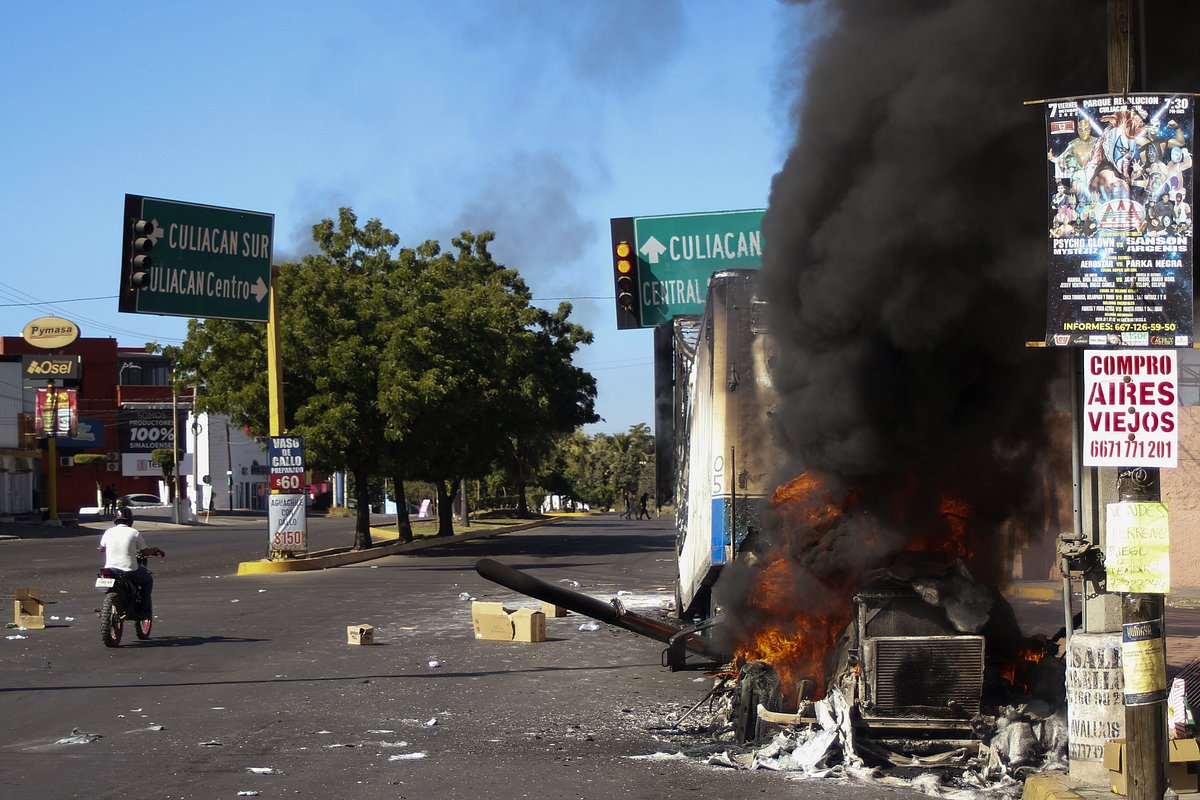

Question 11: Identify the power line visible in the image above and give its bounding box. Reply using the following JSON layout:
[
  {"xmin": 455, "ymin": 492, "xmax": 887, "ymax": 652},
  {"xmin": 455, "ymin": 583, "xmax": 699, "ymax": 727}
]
[{"xmin": 0, "ymin": 294, "xmax": 118, "ymax": 307}]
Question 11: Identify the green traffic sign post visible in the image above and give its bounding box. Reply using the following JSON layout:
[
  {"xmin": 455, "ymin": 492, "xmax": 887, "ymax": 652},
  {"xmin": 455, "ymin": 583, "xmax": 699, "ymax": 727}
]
[
  {"xmin": 610, "ymin": 209, "xmax": 764, "ymax": 328},
  {"xmin": 119, "ymin": 194, "xmax": 275, "ymax": 322}
]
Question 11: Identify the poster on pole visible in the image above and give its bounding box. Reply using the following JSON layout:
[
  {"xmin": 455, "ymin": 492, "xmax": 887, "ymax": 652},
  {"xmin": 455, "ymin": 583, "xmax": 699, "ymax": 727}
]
[
  {"xmin": 268, "ymin": 494, "xmax": 307, "ymax": 554},
  {"xmin": 34, "ymin": 387, "xmax": 77, "ymax": 438},
  {"xmin": 1044, "ymin": 93, "xmax": 1193, "ymax": 347},
  {"xmin": 1083, "ymin": 349, "xmax": 1178, "ymax": 467},
  {"xmin": 1105, "ymin": 500, "xmax": 1170, "ymax": 594}
]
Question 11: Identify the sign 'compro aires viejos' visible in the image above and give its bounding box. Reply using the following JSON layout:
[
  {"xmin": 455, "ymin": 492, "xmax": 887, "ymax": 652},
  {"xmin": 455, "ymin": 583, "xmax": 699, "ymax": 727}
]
[
  {"xmin": 1044, "ymin": 93, "xmax": 1193, "ymax": 347},
  {"xmin": 610, "ymin": 209, "xmax": 764, "ymax": 329},
  {"xmin": 119, "ymin": 194, "xmax": 275, "ymax": 322}
]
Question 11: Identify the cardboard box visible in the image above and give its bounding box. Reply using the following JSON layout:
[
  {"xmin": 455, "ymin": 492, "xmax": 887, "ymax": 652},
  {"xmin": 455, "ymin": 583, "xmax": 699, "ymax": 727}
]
[
  {"xmin": 541, "ymin": 601, "xmax": 568, "ymax": 618},
  {"xmin": 1020, "ymin": 773, "xmax": 1081, "ymax": 800},
  {"xmin": 13, "ymin": 588, "xmax": 44, "ymax": 630},
  {"xmin": 472, "ymin": 602, "xmax": 515, "ymax": 641},
  {"xmin": 511, "ymin": 608, "xmax": 546, "ymax": 643},
  {"xmin": 1170, "ymin": 738, "xmax": 1200, "ymax": 793},
  {"xmin": 1104, "ymin": 737, "xmax": 1200, "ymax": 795},
  {"xmin": 346, "ymin": 624, "xmax": 374, "ymax": 645},
  {"xmin": 471, "ymin": 602, "xmax": 545, "ymax": 642}
]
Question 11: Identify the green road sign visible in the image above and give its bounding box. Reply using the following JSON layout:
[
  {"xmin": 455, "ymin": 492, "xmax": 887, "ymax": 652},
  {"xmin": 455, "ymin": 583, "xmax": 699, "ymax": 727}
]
[
  {"xmin": 119, "ymin": 194, "xmax": 274, "ymax": 322},
  {"xmin": 610, "ymin": 209, "xmax": 764, "ymax": 328}
]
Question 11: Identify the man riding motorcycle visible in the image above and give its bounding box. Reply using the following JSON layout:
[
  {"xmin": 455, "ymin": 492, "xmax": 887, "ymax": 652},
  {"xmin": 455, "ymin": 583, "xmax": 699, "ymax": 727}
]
[{"xmin": 97, "ymin": 506, "xmax": 164, "ymax": 619}]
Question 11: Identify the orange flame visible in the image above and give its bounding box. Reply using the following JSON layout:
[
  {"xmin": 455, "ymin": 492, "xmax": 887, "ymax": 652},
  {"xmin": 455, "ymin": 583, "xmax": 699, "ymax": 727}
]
[
  {"xmin": 1001, "ymin": 643, "xmax": 1051, "ymax": 691},
  {"xmin": 733, "ymin": 470, "xmax": 978, "ymax": 706}
]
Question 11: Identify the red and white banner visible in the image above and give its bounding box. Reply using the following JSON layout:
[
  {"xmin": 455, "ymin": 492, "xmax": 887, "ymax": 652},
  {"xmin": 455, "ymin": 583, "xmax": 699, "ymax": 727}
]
[{"xmin": 1083, "ymin": 349, "xmax": 1178, "ymax": 467}]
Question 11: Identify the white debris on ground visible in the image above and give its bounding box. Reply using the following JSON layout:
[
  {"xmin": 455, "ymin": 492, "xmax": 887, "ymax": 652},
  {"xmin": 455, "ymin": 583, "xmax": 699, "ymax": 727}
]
[
  {"xmin": 387, "ymin": 752, "xmax": 427, "ymax": 761},
  {"xmin": 578, "ymin": 621, "xmax": 600, "ymax": 632},
  {"xmin": 55, "ymin": 728, "xmax": 102, "ymax": 745},
  {"xmin": 662, "ymin": 677, "xmax": 1068, "ymax": 800},
  {"xmin": 628, "ymin": 751, "xmax": 691, "ymax": 761},
  {"xmin": 245, "ymin": 767, "xmax": 276, "ymax": 774}
]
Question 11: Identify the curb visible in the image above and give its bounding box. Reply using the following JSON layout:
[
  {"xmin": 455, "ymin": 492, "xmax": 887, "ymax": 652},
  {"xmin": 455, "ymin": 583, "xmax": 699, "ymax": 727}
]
[{"xmin": 236, "ymin": 517, "xmax": 562, "ymax": 575}]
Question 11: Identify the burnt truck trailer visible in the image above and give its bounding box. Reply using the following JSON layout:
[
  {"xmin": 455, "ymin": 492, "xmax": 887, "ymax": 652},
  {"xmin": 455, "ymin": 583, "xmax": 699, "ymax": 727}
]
[{"xmin": 674, "ymin": 269, "xmax": 782, "ymax": 623}]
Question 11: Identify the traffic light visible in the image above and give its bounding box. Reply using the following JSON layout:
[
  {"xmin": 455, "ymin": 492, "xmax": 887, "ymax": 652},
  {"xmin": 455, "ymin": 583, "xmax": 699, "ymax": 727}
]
[
  {"xmin": 129, "ymin": 218, "xmax": 155, "ymax": 289},
  {"xmin": 609, "ymin": 216, "xmax": 640, "ymax": 329},
  {"xmin": 614, "ymin": 240, "xmax": 636, "ymax": 313}
]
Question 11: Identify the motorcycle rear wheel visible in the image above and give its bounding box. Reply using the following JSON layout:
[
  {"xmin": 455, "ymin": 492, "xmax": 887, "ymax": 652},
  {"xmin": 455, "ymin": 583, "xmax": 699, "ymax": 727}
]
[
  {"xmin": 135, "ymin": 611, "xmax": 152, "ymax": 640},
  {"xmin": 100, "ymin": 594, "xmax": 123, "ymax": 648}
]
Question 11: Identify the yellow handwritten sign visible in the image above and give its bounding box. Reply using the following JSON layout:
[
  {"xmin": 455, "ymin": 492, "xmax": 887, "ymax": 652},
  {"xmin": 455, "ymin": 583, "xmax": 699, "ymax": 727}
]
[{"xmin": 1105, "ymin": 501, "xmax": 1170, "ymax": 594}]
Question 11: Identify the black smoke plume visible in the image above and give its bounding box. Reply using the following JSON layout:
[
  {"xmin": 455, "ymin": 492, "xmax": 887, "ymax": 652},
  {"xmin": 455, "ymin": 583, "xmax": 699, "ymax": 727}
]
[{"xmin": 716, "ymin": 1, "xmax": 1113, "ymax": 642}]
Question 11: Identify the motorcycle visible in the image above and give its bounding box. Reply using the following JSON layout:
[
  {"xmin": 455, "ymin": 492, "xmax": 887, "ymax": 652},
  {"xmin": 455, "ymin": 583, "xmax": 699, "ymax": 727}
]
[{"xmin": 95, "ymin": 552, "xmax": 162, "ymax": 647}]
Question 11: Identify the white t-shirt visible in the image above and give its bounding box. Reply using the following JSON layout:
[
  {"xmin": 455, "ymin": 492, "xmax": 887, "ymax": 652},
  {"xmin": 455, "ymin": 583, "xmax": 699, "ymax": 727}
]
[{"xmin": 99, "ymin": 524, "xmax": 147, "ymax": 571}]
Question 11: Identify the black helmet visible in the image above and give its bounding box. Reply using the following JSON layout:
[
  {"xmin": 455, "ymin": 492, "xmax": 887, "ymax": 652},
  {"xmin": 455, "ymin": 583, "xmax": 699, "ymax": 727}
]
[{"xmin": 114, "ymin": 506, "xmax": 134, "ymax": 525}]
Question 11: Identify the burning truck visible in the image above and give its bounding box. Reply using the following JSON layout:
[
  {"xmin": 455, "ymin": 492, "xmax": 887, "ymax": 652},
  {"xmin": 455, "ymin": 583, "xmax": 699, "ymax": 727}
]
[{"xmin": 480, "ymin": 269, "xmax": 1067, "ymax": 775}]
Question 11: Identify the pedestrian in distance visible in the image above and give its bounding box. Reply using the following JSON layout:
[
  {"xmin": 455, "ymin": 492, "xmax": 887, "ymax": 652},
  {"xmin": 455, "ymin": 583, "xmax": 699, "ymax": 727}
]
[
  {"xmin": 622, "ymin": 493, "xmax": 634, "ymax": 520},
  {"xmin": 638, "ymin": 493, "xmax": 650, "ymax": 520}
]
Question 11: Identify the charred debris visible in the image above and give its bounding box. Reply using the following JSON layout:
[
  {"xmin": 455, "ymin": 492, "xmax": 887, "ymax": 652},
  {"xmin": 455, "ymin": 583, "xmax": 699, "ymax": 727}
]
[{"xmin": 475, "ymin": 553, "xmax": 1069, "ymax": 792}]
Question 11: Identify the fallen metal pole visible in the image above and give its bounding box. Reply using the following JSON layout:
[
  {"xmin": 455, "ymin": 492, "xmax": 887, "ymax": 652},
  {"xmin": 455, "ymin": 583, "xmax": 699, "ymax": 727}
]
[{"xmin": 474, "ymin": 558, "xmax": 728, "ymax": 662}]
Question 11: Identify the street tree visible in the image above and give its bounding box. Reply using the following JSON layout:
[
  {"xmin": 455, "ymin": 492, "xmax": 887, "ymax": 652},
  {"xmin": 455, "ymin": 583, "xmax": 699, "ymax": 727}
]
[
  {"xmin": 496, "ymin": 301, "xmax": 598, "ymax": 516},
  {"xmin": 177, "ymin": 209, "xmax": 399, "ymax": 549},
  {"xmin": 72, "ymin": 453, "xmax": 107, "ymax": 509},
  {"xmin": 377, "ymin": 232, "xmax": 541, "ymax": 535}
]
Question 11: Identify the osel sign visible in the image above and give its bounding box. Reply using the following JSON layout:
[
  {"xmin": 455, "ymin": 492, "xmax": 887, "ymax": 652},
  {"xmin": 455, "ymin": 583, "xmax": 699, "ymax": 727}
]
[
  {"xmin": 22, "ymin": 355, "xmax": 81, "ymax": 381},
  {"xmin": 21, "ymin": 317, "xmax": 80, "ymax": 349}
]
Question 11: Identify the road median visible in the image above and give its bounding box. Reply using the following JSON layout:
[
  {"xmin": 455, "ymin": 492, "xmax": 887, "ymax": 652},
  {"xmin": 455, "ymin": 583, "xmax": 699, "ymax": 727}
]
[{"xmin": 236, "ymin": 515, "xmax": 564, "ymax": 575}]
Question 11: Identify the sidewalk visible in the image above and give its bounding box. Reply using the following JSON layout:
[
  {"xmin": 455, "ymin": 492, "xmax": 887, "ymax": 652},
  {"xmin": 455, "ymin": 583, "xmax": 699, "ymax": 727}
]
[{"xmin": 0, "ymin": 509, "xmax": 264, "ymax": 540}]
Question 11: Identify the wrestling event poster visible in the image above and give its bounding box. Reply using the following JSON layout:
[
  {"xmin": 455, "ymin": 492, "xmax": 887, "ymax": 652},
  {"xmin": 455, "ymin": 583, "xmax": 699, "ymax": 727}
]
[{"xmin": 1045, "ymin": 93, "xmax": 1193, "ymax": 347}]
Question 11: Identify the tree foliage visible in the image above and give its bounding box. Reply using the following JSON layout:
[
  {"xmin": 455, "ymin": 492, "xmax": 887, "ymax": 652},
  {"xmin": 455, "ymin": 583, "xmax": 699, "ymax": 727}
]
[
  {"xmin": 176, "ymin": 208, "xmax": 597, "ymax": 546},
  {"xmin": 536, "ymin": 424, "xmax": 655, "ymax": 512}
]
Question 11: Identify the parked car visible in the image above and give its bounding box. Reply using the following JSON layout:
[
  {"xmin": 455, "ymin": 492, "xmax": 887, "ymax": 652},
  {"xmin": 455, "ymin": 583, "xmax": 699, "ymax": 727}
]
[{"xmin": 117, "ymin": 493, "xmax": 166, "ymax": 508}]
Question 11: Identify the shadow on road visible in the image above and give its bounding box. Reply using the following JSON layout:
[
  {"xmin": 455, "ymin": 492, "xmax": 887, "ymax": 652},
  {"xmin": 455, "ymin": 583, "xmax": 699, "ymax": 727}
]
[
  {"xmin": 0, "ymin": 661, "xmax": 653, "ymax": 695},
  {"xmin": 134, "ymin": 634, "xmax": 271, "ymax": 648},
  {"xmin": 409, "ymin": 529, "xmax": 676, "ymax": 561}
]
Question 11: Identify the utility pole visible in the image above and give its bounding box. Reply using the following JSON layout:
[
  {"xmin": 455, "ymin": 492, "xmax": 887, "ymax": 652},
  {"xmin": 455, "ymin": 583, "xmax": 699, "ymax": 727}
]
[
  {"xmin": 171, "ymin": 377, "xmax": 180, "ymax": 525},
  {"xmin": 191, "ymin": 383, "xmax": 201, "ymax": 522},
  {"xmin": 1107, "ymin": 3, "xmax": 1168, "ymax": 799},
  {"xmin": 46, "ymin": 379, "xmax": 59, "ymax": 522}
]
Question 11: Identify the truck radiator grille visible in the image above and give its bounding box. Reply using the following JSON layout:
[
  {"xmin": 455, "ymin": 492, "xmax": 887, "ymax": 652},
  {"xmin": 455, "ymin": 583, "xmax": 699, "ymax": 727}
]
[{"xmin": 868, "ymin": 636, "xmax": 984, "ymax": 717}]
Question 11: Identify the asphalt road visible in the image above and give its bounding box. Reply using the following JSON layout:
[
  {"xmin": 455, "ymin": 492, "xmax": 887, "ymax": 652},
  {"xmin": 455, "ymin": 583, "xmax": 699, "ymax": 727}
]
[{"xmin": 0, "ymin": 514, "xmax": 937, "ymax": 800}]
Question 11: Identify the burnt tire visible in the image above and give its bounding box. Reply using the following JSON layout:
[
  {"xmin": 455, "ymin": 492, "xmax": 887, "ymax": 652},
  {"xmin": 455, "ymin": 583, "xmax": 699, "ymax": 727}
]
[
  {"xmin": 100, "ymin": 594, "xmax": 123, "ymax": 648},
  {"xmin": 135, "ymin": 612, "xmax": 152, "ymax": 640},
  {"xmin": 735, "ymin": 661, "xmax": 783, "ymax": 744}
]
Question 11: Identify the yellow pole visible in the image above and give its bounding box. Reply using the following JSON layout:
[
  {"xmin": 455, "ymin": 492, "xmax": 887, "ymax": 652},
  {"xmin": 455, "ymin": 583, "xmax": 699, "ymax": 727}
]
[
  {"xmin": 47, "ymin": 379, "xmax": 58, "ymax": 522},
  {"xmin": 266, "ymin": 265, "xmax": 285, "ymax": 437}
]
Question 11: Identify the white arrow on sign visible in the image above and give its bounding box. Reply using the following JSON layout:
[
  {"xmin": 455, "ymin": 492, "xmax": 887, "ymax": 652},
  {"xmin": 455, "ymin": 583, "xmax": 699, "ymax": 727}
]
[
  {"xmin": 251, "ymin": 277, "xmax": 268, "ymax": 303},
  {"xmin": 148, "ymin": 220, "xmax": 164, "ymax": 246},
  {"xmin": 639, "ymin": 235, "xmax": 666, "ymax": 265}
]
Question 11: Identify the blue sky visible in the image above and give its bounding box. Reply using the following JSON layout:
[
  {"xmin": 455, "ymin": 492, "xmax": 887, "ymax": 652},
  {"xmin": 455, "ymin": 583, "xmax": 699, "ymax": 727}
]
[{"xmin": 0, "ymin": 1, "xmax": 814, "ymax": 434}]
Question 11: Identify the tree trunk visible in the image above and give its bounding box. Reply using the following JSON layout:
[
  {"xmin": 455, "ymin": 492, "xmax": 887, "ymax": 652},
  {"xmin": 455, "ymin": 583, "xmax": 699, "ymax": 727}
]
[
  {"xmin": 516, "ymin": 477, "xmax": 529, "ymax": 517},
  {"xmin": 353, "ymin": 468, "xmax": 373, "ymax": 550},
  {"xmin": 435, "ymin": 479, "xmax": 456, "ymax": 537},
  {"xmin": 392, "ymin": 474, "xmax": 413, "ymax": 543}
]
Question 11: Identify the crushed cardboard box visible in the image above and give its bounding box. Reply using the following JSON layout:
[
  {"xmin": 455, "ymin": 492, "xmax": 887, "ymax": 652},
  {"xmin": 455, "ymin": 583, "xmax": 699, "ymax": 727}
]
[
  {"xmin": 14, "ymin": 588, "xmax": 44, "ymax": 630},
  {"xmin": 1104, "ymin": 737, "xmax": 1200, "ymax": 795},
  {"xmin": 471, "ymin": 601, "xmax": 545, "ymax": 642},
  {"xmin": 346, "ymin": 624, "xmax": 374, "ymax": 645},
  {"xmin": 1020, "ymin": 773, "xmax": 1082, "ymax": 800}
]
